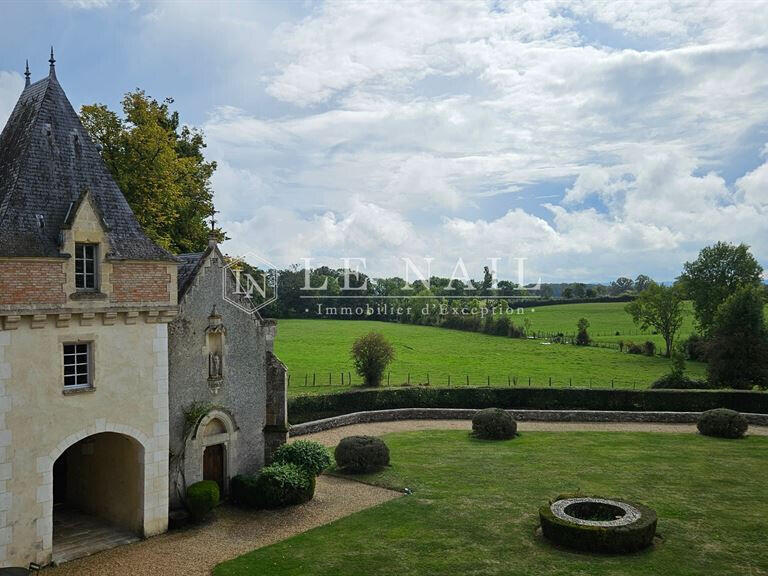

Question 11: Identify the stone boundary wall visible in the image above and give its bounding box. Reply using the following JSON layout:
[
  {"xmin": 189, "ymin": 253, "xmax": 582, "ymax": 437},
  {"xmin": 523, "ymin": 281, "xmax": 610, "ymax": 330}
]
[{"xmin": 289, "ymin": 408, "xmax": 768, "ymax": 436}]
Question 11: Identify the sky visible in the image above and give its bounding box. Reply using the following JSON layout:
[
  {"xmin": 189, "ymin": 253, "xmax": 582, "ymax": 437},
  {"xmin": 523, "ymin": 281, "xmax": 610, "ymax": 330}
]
[{"xmin": 1, "ymin": 0, "xmax": 767, "ymax": 283}]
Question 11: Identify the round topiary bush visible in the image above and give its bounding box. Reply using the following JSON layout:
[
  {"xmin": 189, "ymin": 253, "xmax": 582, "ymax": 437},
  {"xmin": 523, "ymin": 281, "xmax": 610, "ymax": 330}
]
[
  {"xmin": 697, "ymin": 408, "xmax": 748, "ymax": 439},
  {"xmin": 539, "ymin": 496, "xmax": 657, "ymax": 554},
  {"xmin": 471, "ymin": 408, "xmax": 517, "ymax": 440},
  {"xmin": 334, "ymin": 435, "xmax": 390, "ymax": 473},
  {"xmin": 254, "ymin": 463, "xmax": 315, "ymax": 509},
  {"xmin": 272, "ymin": 440, "xmax": 332, "ymax": 477},
  {"xmin": 230, "ymin": 474, "xmax": 260, "ymax": 508},
  {"xmin": 186, "ymin": 480, "xmax": 220, "ymax": 520}
]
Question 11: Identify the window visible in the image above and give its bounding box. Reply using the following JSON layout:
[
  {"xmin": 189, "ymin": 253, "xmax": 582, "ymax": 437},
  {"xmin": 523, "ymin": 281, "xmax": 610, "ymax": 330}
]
[
  {"xmin": 75, "ymin": 243, "xmax": 98, "ymax": 290},
  {"xmin": 63, "ymin": 343, "xmax": 91, "ymax": 388}
]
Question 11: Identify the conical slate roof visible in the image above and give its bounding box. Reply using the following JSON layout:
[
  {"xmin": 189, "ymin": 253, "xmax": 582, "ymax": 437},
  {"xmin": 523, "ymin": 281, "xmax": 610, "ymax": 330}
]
[{"xmin": 0, "ymin": 61, "xmax": 175, "ymax": 261}]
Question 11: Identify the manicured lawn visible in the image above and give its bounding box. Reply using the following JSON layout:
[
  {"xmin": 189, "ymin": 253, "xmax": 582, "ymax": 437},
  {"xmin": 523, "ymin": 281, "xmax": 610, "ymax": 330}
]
[
  {"xmin": 275, "ymin": 319, "xmax": 707, "ymax": 396},
  {"xmin": 215, "ymin": 430, "xmax": 768, "ymax": 576}
]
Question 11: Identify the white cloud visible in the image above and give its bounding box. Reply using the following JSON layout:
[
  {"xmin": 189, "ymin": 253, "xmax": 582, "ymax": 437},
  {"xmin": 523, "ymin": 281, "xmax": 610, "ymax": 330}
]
[{"xmin": 164, "ymin": 1, "xmax": 768, "ymax": 280}]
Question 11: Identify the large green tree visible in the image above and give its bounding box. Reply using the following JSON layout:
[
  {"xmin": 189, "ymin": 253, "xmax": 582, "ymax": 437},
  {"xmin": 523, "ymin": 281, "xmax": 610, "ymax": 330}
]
[
  {"xmin": 80, "ymin": 91, "xmax": 221, "ymax": 253},
  {"xmin": 707, "ymin": 286, "xmax": 768, "ymax": 389},
  {"xmin": 625, "ymin": 283, "xmax": 685, "ymax": 357},
  {"xmin": 678, "ymin": 242, "xmax": 763, "ymax": 335}
]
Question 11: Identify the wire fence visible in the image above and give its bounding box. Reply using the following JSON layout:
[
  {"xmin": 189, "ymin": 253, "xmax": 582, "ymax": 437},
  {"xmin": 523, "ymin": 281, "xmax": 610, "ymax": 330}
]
[{"xmin": 287, "ymin": 371, "xmax": 654, "ymax": 390}]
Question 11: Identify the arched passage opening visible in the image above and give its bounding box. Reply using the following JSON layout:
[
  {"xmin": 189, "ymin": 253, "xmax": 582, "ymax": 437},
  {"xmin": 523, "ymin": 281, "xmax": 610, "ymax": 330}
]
[{"xmin": 52, "ymin": 432, "xmax": 144, "ymax": 563}]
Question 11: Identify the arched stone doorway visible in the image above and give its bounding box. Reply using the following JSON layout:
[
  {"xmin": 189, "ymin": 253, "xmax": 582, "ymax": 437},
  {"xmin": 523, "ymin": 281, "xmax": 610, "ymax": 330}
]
[
  {"xmin": 51, "ymin": 432, "xmax": 144, "ymax": 563},
  {"xmin": 187, "ymin": 410, "xmax": 237, "ymax": 498}
]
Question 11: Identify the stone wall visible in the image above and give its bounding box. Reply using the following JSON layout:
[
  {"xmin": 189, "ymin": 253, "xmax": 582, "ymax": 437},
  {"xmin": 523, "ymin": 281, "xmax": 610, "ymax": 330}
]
[
  {"xmin": 168, "ymin": 250, "xmax": 268, "ymax": 507},
  {"xmin": 264, "ymin": 350, "xmax": 288, "ymax": 464},
  {"xmin": 0, "ymin": 317, "xmax": 170, "ymax": 566},
  {"xmin": 289, "ymin": 408, "xmax": 768, "ymax": 436}
]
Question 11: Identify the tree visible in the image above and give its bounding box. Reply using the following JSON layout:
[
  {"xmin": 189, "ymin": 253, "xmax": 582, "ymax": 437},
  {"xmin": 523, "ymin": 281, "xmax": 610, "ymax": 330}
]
[
  {"xmin": 562, "ymin": 287, "xmax": 574, "ymax": 299},
  {"xmin": 575, "ymin": 318, "xmax": 590, "ymax": 346},
  {"xmin": 678, "ymin": 242, "xmax": 763, "ymax": 335},
  {"xmin": 351, "ymin": 332, "xmax": 395, "ymax": 387},
  {"xmin": 625, "ymin": 283, "xmax": 685, "ymax": 357},
  {"xmin": 634, "ymin": 274, "xmax": 653, "ymax": 292},
  {"xmin": 610, "ymin": 277, "xmax": 634, "ymax": 295},
  {"xmin": 81, "ymin": 91, "xmax": 220, "ymax": 253},
  {"xmin": 707, "ymin": 286, "xmax": 768, "ymax": 389}
]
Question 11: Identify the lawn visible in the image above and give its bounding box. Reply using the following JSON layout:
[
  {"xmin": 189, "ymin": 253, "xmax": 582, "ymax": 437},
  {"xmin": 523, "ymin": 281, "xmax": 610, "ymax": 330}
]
[
  {"xmin": 215, "ymin": 430, "xmax": 768, "ymax": 576},
  {"xmin": 274, "ymin": 319, "xmax": 707, "ymax": 396}
]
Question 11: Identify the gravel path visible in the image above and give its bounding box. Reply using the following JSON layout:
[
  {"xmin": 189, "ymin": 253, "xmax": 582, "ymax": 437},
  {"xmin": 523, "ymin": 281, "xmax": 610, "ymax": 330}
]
[
  {"xmin": 45, "ymin": 475, "xmax": 401, "ymax": 576},
  {"xmin": 297, "ymin": 419, "xmax": 768, "ymax": 446}
]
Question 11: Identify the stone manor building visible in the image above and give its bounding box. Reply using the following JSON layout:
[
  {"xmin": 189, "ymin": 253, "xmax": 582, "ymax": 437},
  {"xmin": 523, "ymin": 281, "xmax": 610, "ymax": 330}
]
[{"xmin": 0, "ymin": 54, "xmax": 286, "ymax": 568}]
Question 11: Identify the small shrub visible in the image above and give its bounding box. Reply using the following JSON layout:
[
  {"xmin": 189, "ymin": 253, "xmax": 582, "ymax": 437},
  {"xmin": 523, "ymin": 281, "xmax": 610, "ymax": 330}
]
[
  {"xmin": 334, "ymin": 436, "xmax": 390, "ymax": 473},
  {"xmin": 643, "ymin": 341, "xmax": 656, "ymax": 356},
  {"xmin": 625, "ymin": 341, "xmax": 643, "ymax": 354},
  {"xmin": 651, "ymin": 373, "xmax": 710, "ymax": 389},
  {"xmin": 254, "ymin": 463, "xmax": 315, "ymax": 508},
  {"xmin": 681, "ymin": 333, "xmax": 708, "ymax": 362},
  {"xmin": 697, "ymin": 408, "xmax": 748, "ymax": 439},
  {"xmin": 472, "ymin": 408, "xmax": 517, "ymax": 440},
  {"xmin": 351, "ymin": 332, "xmax": 395, "ymax": 386},
  {"xmin": 272, "ymin": 440, "xmax": 331, "ymax": 477},
  {"xmin": 186, "ymin": 480, "xmax": 220, "ymax": 520},
  {"xmin": 230, "ymin": 474, "xmax": 260, "ymax": 508},
  {"xmin": 575, "ymin": 318, "xmax": 590, "ymax": 346}
]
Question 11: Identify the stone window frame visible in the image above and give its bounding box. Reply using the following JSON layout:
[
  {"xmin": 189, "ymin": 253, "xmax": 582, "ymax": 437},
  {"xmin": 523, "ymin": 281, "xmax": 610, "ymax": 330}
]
[
  {"xmin": 61, "ymin": 339, "xmax": 95, "ymax": 392},
  {"xmin": 74, "ymin": 242, "xmax": 99, "ymax": 291}
]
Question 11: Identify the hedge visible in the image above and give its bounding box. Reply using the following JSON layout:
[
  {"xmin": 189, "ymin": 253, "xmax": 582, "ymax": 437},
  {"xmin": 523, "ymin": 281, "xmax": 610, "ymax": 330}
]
[{"xmin": 288, "ymin": 387, "xmax": 768, "ymax": 424}]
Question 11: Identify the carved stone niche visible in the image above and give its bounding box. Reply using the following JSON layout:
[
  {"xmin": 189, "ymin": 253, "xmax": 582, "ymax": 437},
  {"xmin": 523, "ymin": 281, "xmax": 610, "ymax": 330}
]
[{"xmin": 205, "ymin": 305, "xmax": 226, "ymax": 394}]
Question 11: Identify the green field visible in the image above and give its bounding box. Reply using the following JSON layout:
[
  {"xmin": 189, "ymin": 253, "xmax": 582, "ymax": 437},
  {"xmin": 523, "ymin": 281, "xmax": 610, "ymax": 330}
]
[
  {"xmin": 216, "ymin": 430, "xmax": 768, "ymax": 576},
  {"xmin": 274, "ymin": 315, "xmax": 707, "ymax": 396},
  {"xmin": 509, "ymin": 301, "xmax": 697, "ymax": 348}
]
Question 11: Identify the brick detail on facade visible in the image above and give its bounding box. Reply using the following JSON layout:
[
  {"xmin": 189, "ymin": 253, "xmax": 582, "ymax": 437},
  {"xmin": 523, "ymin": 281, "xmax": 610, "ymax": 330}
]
[
  {"xmin": 0, "ymin": 260, "xmax": 65, "ymax": 306},
  {"xmin": 110, "ymin": 263, "xmax": 171, "ymax": 305}
]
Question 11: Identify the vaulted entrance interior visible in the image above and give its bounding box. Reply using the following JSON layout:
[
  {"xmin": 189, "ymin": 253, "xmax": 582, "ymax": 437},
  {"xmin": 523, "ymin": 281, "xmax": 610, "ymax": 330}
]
[{"xmin": 52, "ymin": 432, "xmax": 144, "ymax": 564}]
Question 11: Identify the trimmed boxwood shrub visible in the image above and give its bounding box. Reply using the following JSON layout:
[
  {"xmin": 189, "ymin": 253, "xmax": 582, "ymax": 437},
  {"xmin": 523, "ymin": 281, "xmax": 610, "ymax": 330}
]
[
  {"xmin": 186, "ymin": 480, "xmax": 220, "ymax": 520},
  {"xmin": 230, "ymin": 474, "xmax": 260, "ymax": 508},
  {"xmin": 288, "ymin": 387, "xmax": 768, "ymax": 425},
  {"xmin": 272, "ymin": 440, "xmax": 331, "ymax": 476},
  {"xmin": 254, "ymin": 463, "xmax": 315, "ymax": 509},
  {"xmin": 472, "ymin": 408, "xmax": 517, "ymax": 439},
  {"xmin": 334, "ymin": 436, "xmax": 390, "ymax": 473},
  {"xmin": 539, "ymin": 495, "xmax": 657, "ymax": 554},
  {"xmin": 697, "ymin": 408, "xmax": 748, "ymax": 439}
]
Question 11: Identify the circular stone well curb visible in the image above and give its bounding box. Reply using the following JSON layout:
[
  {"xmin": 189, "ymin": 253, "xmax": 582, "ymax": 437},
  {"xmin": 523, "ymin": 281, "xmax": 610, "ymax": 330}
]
[
  {"xmin": 539, "ymin": 495, "xmax": 657, "ymax": 554},
  {"xmin": 550, "ymin": 497, "xmax": 641, "ymax": 527}
]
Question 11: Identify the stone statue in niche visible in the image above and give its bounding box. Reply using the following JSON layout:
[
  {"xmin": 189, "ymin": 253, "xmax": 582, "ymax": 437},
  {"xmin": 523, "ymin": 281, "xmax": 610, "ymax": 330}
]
[{"xmin": 209, "ymin": 351, "xmax": 222, "ymax": 380}]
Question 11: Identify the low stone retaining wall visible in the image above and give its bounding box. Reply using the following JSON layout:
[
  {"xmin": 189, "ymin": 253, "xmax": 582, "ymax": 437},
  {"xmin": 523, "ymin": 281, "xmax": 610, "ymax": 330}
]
[{"xmin": 289, "ymin": 408, "xmax": 768, "ymax": 436}]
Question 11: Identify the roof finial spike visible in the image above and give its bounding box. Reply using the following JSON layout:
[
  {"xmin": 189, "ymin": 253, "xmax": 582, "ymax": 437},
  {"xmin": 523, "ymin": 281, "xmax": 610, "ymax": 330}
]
[
  {"xmin": 49, "ymin": 46, "xmax": 56, "ymax": 78},
  {"xmin": 24, "ymin": 59, "xmax": 31, "ymax": 87}
]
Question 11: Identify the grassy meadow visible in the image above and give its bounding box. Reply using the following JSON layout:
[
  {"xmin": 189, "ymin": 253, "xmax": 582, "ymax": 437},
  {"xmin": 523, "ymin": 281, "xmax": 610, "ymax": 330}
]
[
  {"xmin": 275, "ymin": 303, "xmax": 708, "ymax": 396},
  {"xmin": 216, "ymin": 430, "xmax": 768, "ymax": 576}
]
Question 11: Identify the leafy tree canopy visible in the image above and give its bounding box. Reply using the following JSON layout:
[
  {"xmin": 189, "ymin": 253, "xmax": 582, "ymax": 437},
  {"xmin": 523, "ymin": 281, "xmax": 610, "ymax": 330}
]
[
  {"xmin": 80, "ymin": 91, "xmax": 222, "ymax": 253},
  {"xmin": 625, "ymin": 283, "xmax": 685, "ymax": 357},
  {"xmin": 678, "ymin": 242, "xmax": 763, "ymax": 335}
]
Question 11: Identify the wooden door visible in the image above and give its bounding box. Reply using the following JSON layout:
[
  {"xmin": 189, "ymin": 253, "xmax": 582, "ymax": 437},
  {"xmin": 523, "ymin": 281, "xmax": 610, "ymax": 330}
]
[{"xmin": 203, "ymin": 444, "xmax": 225, "ymax": 493}]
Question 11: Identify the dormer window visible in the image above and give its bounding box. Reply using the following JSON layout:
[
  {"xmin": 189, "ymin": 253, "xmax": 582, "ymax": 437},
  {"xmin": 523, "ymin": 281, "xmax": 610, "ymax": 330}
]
[{"xmin": 75, "ymin": 243, "xmax": 98, "ymax": 290}]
